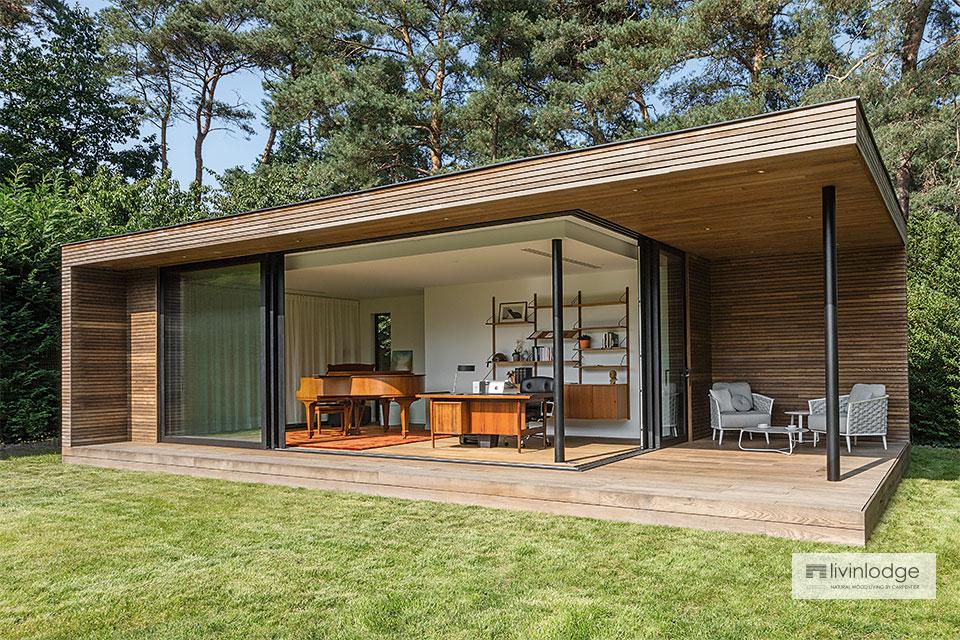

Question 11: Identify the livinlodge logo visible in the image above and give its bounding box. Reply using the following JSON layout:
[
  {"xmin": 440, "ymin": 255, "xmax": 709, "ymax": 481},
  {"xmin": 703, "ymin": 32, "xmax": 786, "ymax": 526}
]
[
  {"xmin": 805, "ymin": 563, "xmax": 828, "ymax": 579},
  {"xmin": 793, "ymin": 553, "xmax": 936, "ymax": 600}
]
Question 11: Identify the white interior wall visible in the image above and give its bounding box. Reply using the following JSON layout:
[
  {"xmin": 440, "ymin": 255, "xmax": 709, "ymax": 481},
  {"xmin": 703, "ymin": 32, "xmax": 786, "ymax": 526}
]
[
  {"xmin": 357, "ymin": 295, "xmax": 427, "ymax": 424},
  {"xmin": 424, "ymin": 268, "xmax": 640, "ymax": 439}
]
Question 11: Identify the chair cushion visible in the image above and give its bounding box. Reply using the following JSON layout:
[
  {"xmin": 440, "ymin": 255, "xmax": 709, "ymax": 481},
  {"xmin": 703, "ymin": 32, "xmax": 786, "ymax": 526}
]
[
  {"xmin": 808, "ymin": 412, "xmax": 848, "ymax": 432},
  {"xmin": 718, "ymin": 411, "xmax": 770, "ymax": 429},
  {"xmin": 849, "ymin": 383, "xmax": 886, "ymax": 403},
  {"xmin": 731, "ymin": 394, "xmax": 753, "ymax": 411},
  {"xmin": 710, "ymin": 388, "xmax": 735, "ymax": 412},
  {"xmin": 713, "ymin": 382, "xmax": 753, "ymax": 411}
]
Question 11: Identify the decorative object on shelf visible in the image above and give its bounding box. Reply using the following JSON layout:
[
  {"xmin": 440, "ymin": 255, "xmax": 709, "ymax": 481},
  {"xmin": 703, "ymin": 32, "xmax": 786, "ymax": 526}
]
[
  {"xmin": 578, "ymin": 334, "xmax": 592, "ymax": 350},
  {"xmin": 512, "ymin": 339, "xmax": 525, "ymax": 361},
  {"xmin": 492, "ymin": 352, "xmax": 508, "ymax": 362},
  {"xmin": 498, "ymin": 301, "xmax": 528, "ymax": 323},
  {"xmin": 609, "ymin": 370, "xmax": 618, "ymax": 384},
  {"xmin": 452, "ymin": 363, "xmax": 475, "ymax": 393},
  {"xmin": 390, "ymin": 350, "xmax": 413, "ymax": 372},
  {"xmin": 529, "ymin": 329, "xmax": 577, "ymax": 340}
]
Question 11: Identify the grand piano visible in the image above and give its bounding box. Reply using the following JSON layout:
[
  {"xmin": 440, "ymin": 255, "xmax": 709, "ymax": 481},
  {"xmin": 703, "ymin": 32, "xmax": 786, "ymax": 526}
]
[{"xmin": 295, "ymin": 368, "xmax": 425, "ymax": 438}]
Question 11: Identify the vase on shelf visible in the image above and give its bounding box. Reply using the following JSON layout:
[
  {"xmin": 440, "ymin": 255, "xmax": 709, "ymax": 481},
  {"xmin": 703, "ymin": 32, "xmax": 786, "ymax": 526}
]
[{"xmin": 578, "ymin": 335, "xmax": 592, "ymax": 350}]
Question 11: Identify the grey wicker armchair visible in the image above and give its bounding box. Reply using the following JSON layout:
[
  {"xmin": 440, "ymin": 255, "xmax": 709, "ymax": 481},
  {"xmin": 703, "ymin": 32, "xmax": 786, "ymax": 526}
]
[
  {"xmin": 708, "ymin": 382, "xmax": 774, "ymax": 446},
  {"xmin": 808, "ymin": 384, "xmax": 888, "ymax": 451}
]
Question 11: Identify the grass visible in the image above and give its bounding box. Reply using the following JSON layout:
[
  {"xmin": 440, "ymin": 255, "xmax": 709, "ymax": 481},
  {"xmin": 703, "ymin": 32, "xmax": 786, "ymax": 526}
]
[{"xmin": 0, "ymin": 449, "xmax": 957, "ymax": 639}]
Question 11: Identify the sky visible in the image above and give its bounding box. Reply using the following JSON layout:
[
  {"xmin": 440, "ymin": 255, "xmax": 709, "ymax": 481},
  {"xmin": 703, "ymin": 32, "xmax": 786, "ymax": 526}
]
[{"xmin": 81, "ymin": 0, "xmax": 270, "ymax": 187}]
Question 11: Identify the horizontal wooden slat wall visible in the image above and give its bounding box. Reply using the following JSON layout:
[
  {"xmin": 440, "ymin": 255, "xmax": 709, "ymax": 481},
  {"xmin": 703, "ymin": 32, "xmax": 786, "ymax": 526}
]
[
  {"xmin": 61, "ymin": 101, "xmax": 878, "ymax": 269},
  {"xmin": 709, "ymin": 246, "xmax": 909, "ymax": 442},
  {"xmin": 127, "ymin": 269, "xmax": 158, "ymax": 443},
  {"xmin": 686, "ymin": 255, "xmax": 713, "ymax": 441},
  {"xmin": 62, "ymin": 267, "xmax": 130, "ymax": 447}
]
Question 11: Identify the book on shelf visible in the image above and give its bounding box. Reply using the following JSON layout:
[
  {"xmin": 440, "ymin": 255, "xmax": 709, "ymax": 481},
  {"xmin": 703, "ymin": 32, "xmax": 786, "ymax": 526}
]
[
  {"xmin": 533, "ymin": 345, "xmax": 555, "ymax": 361},
  {"xmin": 601, "ymin": 331, "xmax": 622, "ymax": 349}
]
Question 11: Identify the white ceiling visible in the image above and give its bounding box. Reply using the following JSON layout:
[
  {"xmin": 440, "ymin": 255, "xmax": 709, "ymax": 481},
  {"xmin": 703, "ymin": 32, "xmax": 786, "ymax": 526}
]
[{"xmin": 284, "ymin": 221, "xmax": 638, "ymax": 299}]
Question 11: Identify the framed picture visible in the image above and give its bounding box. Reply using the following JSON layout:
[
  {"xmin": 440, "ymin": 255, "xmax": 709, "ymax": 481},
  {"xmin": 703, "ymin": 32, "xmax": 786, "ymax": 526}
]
[
  {"xmin": 498, "ymin": 301, "xmax": 528, "ymax": 323},
  {"xmin": 390, "ymin": 350, "xmax": 413, "ymax": 372}
]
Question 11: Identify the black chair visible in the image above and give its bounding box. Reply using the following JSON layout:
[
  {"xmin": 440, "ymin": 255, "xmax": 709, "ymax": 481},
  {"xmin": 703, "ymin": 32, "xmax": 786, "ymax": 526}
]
[{"xmin": 520, "ymin": 376, "xmax": 554, "ymax": 448}]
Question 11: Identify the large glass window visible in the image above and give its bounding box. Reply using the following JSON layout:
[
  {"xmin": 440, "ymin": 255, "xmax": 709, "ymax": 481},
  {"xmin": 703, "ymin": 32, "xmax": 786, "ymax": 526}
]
[
  {"xmin": 659, "ymin": 250, "xmax": 686, "ymax": 443},
  {"xmin": 162, "ymin": 261, "xmax": 264, "ymax": 444}
]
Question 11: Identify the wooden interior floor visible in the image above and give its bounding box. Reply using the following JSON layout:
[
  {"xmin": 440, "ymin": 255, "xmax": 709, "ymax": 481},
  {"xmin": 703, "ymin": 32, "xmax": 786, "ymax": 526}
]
[
  {"xmin": 285, "ymin": 424, "xmax": 641, "ymax": 469},
  {"xmin": 63, "ymin": 437, "xmax": 908, "ymax": 545}
]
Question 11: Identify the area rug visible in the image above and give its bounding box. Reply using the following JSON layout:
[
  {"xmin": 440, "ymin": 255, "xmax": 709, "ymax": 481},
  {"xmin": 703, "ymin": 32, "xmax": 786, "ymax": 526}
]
[{"xmin": 286, "ymin": 427, "xmax": 450, "ymax": 451}]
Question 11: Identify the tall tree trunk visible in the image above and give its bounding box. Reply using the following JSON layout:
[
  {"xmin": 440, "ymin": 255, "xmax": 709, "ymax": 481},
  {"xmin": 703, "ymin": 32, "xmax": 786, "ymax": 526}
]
[
  {"xmin": 159, "ymin": 114, "xmax": 169, "ymax": 173},
  {"xmin": 429, "ymin": 2, "xmax": 447, "ymax": 173},
  {"xmin": 159, "ymin": 71, "xmax": 173, "ymax": 173},
  {"xmin": 261, "ymin": 124, "xmax": 277, "ymax": 165},
  {"xmin": 894, "ymin": 0, "xmax": 934, "ymax": 217},
  {"xmin": 637, "ymin": 96, "xmax": 650, "ymax": 123},
  {"xmin": 193, "ymin": 129, "xmax": 205, "ymax": 185}
]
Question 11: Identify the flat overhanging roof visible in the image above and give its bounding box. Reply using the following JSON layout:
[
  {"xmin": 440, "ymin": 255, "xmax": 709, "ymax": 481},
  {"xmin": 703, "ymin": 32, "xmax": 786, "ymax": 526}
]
[{"xmin": 62, "ymin": 98, "xmax": 904, "ymax": 269}]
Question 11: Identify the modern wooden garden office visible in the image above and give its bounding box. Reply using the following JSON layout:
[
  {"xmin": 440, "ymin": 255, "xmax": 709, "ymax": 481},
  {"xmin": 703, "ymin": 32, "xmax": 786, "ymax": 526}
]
[{"xmin": 61, "ymin": 98, "xmax": 908, "ymax": 493}]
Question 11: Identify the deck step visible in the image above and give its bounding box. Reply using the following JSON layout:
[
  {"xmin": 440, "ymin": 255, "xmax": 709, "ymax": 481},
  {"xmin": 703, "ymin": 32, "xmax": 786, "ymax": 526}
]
[{"xmin": 62, "ymin": 441, "xmax": 909, "ymax": 546}]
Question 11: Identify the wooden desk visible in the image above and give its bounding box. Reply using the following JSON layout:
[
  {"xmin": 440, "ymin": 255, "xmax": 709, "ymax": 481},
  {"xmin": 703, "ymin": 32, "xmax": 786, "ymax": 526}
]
[{"xmin": 417, "ymin": 393, "xmax": 547, "ymax": 453}]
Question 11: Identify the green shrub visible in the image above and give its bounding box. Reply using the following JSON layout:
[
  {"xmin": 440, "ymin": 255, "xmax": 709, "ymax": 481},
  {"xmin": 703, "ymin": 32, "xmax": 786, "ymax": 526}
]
[
  {"xmin": 0, "ymin": 168, "xmax": 203, "ymax": 444},
  {"xmin": 907, "ymin": 207, "xmax": 960, "ymax": 445}
]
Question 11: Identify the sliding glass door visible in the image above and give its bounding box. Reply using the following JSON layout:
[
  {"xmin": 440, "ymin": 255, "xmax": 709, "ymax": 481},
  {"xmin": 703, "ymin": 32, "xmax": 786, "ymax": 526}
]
[
  {"xmin": 639, "ymin": 239, "xmax": 688, "ymax": 449},
  {"xmin": 161, "ymin": 260, "xmax": 266, "ymax": 446},
  {"xmin": 658, "ymin": 249, "xmax": 687, "ymax": 444}
]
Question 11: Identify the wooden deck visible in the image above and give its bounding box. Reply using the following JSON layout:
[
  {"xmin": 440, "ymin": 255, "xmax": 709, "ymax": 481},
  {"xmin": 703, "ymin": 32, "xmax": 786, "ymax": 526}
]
[{"xmin": 62, "ymin": 438, "xmax": 909, "ymax": 546}]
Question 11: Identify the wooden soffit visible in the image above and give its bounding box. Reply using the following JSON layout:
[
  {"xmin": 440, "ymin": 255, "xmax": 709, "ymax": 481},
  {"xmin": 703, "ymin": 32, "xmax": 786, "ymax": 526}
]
[{"xmin": 62, "ymin": 98, "xmax": 904, "ymax": 268}]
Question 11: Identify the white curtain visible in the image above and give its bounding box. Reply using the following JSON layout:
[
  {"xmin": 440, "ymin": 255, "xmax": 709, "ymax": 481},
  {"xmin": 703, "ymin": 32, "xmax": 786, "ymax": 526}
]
[
  {"xmin": 284, "ymin": 293, "xmax": 361, "ymax": 423},
  {"xmin": 175, "ymin": 270, "xmax": 262, "ymax": 437}
]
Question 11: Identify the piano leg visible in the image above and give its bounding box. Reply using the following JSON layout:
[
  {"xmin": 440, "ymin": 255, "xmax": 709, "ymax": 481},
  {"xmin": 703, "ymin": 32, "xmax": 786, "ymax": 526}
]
[
  {"xmin": 380, "ymin": 399, "xmax": 391, "ymax": 432},
  {"xmin": 303, "ymin": 401, "xmax": 316, "ymax": 438},
  {"xmin": 348, "ymin": 400, "xmax": 364, "ymax": 435},
  {"xmin": 398, "ymin": 398, "xmax": 414, "ymax": 438},
  {"xmin": 341, "ymin": 402, "xmax": 352, "ymax": 436}
]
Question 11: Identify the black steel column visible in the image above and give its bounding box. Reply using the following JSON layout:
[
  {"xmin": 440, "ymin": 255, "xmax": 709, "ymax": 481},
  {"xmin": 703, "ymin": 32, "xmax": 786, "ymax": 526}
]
[
  {"xmin": 552, "ymin": 238, "xmax": 565, "ymax": 463},
  {"xmin": 262, "ymin": 253, "xmax": 286, "ymax": 450},
  {"xmin": 823, "ymin": 186, "xmax": 840, "ymax": 481}
]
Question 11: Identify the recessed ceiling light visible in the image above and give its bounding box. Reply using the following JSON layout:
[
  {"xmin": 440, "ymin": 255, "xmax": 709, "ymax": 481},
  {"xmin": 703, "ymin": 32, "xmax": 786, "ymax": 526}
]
[
  {"xmin": 632, "ymin": 188, "xmax": 640, "ymax": 192},
  {"xmin": 757, "ymin": 170, "xmax": 766, "ymax": 174},
  {"xmin": 705, "ymin": 227, "xmax": 711, "ymax": 231}
]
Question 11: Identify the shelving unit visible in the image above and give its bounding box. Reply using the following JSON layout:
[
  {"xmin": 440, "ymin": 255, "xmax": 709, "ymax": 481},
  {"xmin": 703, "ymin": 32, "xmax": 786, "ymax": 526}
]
[{"xmin": 485, "ymin": 288, "xmax": 631, "ymax": 419}]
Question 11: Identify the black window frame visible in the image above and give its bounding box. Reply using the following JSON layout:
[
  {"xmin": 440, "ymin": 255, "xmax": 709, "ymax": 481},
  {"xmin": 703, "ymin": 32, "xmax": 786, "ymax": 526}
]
[{"xmin": 157, "ymin": 253, "xmax": 285, "ymax": 449}]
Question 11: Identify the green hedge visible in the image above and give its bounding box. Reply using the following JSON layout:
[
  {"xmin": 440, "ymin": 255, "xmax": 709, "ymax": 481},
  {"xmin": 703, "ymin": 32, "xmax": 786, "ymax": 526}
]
[{"xmin": 0, "ymin": 170, "xmax": 203, "ymax": 444}]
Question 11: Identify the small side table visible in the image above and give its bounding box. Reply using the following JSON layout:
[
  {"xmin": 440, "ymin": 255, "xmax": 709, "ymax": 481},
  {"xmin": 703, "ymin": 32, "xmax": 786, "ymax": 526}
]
[{"xmin": 784, "ymin": 409, "xmax": 810, "ymax": 443}]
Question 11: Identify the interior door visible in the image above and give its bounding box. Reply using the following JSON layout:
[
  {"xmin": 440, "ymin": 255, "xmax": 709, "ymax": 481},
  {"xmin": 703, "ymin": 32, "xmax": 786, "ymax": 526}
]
[{"xmin": 658, "ymin": 248, "xmax": 687, "ymax": 444}]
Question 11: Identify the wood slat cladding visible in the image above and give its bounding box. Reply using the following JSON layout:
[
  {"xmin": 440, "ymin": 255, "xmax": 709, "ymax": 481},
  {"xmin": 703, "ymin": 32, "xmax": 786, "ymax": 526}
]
[
  {"xmin": 62, "ymin": 267, "xmax": 130, "ymax": 447},
  {"xmin": 127, "ymin": 269, "xmax": 158, "ymax": 443},
  {"xmin": 60, "ymin": 100, "xmax": 903, "ymax": 268},
  {"xmin": 709, "ymin": 246, "xmax": 908, "ymax": 442},
  {"xmin": 686, "ymin": 255, "xmax": 713, "ymax": 441}
]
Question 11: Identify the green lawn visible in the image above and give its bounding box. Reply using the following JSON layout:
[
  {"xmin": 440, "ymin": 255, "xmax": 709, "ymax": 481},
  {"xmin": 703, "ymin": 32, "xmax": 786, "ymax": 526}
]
[{"xmin": 0, "ymin": 449, "xmax": 957, "ymax": 640}]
